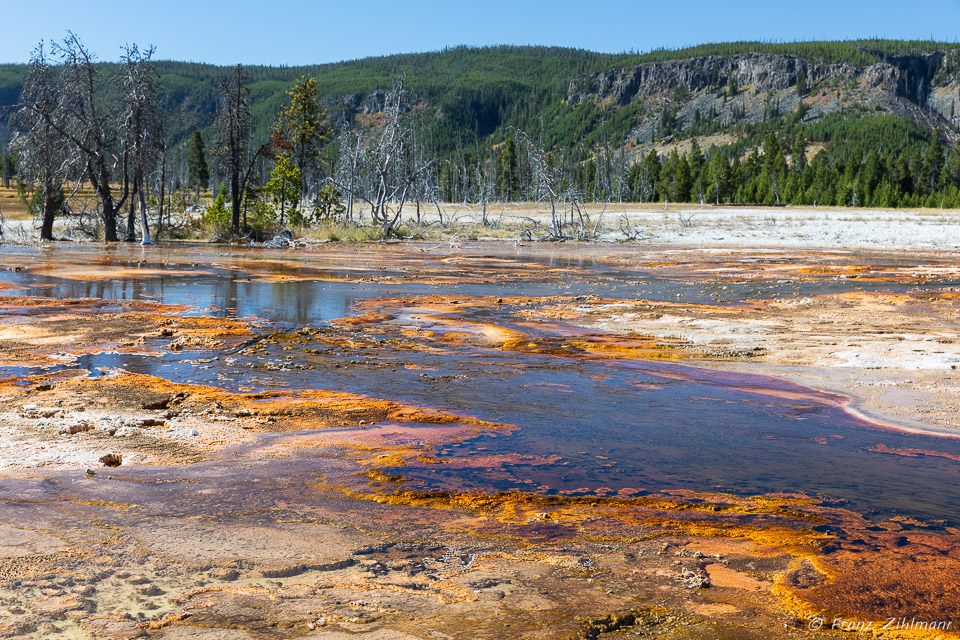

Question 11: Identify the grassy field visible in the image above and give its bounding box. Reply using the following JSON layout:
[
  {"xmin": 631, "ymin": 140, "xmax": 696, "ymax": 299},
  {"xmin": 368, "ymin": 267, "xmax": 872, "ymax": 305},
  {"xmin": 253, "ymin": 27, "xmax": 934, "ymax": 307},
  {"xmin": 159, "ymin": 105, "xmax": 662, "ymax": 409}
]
[{"xmin": 0, "ymin": 187, "xmax": 29, "ymax": 220}]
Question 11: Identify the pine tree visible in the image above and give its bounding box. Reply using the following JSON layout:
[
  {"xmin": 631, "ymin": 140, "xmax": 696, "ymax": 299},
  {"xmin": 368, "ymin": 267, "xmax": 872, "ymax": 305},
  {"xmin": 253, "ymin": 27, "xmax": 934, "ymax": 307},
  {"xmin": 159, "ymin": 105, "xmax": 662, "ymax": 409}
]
[
  {"xmin": 659, "ymin": 106, "xmax": 676, "ymax": 138},
  {"xmin": 712, "ymin": 152, "xmax": 731, "ymax": 204},
  {"xmin": 498, "ymin": 137, "xmax": 518, "ymax": 200},
  {"xmin": 762, "ymin": 133, "xmax": 780, "ymax": 172},
  {"xmin": 689, "ymin": 139, "xmax": 704, "ymax": 203},
  {"xmin": 676, "ymin": 154, "xmax": 692, "ymax": 202},
  {"xmin": 896, "ymin": 153, "xmax": 914, "ymax": 195},
  {"xmin": 791, "ymin": 135, "xmax": 807, "ymax": 174},
  {"xmin": 659, "ymin": 150, "xmax": 679, "ymax": 202},
  {"xmin": 187, "ymin": 131, "xmax": 209, "ymax": 194},
  {"xmin": 923, "ymin": 137, "xmax": 944, "ymax": 193},
  {"xmin": 263, "ymin": 153, "xmax": 302, "ymax": 226},
  {"xmin": 272, "ymin": 76, "xmax": 331, "ymax": 193}
]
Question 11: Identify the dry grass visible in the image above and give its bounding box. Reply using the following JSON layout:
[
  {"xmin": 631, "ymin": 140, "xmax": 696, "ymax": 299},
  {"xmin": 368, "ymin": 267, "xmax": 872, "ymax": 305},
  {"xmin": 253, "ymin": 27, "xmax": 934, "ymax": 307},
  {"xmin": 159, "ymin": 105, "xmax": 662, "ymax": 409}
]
[
  {"xmin": 292, "ymin": 221, "xmax": 387, "ymax": 242},
  {"xmin": 0, "ymin": 187, "xmax": 30, "ymax": 221}
]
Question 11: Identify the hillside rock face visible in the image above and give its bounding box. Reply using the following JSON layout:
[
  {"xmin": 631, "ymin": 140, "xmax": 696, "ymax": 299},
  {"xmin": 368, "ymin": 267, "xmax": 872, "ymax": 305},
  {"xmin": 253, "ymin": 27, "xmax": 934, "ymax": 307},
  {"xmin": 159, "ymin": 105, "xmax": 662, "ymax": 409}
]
[
  {"xmin": 334, "ymin": 90, "xmax": 391, "ymax": 115},
  {"xmin": 326, "ymin": 89, "xmax": 426, "ymax": 120},
  {"xmin": 566, "ymin": 53, "xmax": 944, "ymax": 107},
  {"xmin": 564, "ymin": 52, "xmax": 957, "ymax": 149}
]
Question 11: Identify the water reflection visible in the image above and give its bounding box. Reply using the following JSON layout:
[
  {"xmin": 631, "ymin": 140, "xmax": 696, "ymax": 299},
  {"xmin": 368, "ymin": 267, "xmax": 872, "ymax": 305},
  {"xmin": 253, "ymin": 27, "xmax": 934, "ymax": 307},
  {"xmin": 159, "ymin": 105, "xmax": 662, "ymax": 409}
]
[{"xmin": 2, "ymin": 243, "xmax": 960, "ymax": 526}]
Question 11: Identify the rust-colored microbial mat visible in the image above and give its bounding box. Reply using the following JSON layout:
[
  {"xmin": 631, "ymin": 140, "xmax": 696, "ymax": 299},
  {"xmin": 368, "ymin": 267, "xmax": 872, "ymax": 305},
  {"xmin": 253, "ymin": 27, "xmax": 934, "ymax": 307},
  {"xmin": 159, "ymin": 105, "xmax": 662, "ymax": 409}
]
[{"xmin": 0, "ymin": 243, "xmax": 959, "ymax": 639}]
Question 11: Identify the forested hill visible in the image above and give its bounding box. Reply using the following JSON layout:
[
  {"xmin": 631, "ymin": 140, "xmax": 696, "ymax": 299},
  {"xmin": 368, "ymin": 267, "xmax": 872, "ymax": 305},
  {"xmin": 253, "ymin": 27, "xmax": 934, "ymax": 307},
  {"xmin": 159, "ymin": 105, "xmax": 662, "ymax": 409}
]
[
  {"xmin": 0, "ymin": 46, "xmax": 623, "ymax": 149},
  {"xmin": 3, "ymin": 40, "xmax": 960, "ymax": 167}
]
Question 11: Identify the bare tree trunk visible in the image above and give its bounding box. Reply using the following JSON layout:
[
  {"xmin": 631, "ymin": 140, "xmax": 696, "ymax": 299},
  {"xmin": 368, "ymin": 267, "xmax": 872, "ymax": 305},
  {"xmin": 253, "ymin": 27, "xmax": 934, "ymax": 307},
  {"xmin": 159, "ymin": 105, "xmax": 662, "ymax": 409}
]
[
  {"xmin": 550, "ymin": 197, "xmax": 559, "ymax": 238},
  {"xmin": 138, "ymin": 170, "xmax": 152, "ymax": 245},
  {"xmin": 40, "ymin": 175, "xmax": 56, "ymax": 241},
  {"xmin": 231, "ymin": 171, "xmax": 241, "ymax": 231},
  {"xmin": 103, "ymin": 201, "xmax": 119, "ymax": 242},
  {"xmin": 90, "ymin": 163, "xmax": 122, "ymax": 242},
  {"xmin": 216, "ymin": 64, "xmax": 251, "ymax": 235},
  {"xmin": 123, "ymin": 152, "xmax": 137, "ymax": 241},
  {"xmin": 126, "ymin": 183, "xmax": 137, "ymax": 241},
  {"xmin": 157, "ymin": 154, "xmax": 166, "ymax": 239}
]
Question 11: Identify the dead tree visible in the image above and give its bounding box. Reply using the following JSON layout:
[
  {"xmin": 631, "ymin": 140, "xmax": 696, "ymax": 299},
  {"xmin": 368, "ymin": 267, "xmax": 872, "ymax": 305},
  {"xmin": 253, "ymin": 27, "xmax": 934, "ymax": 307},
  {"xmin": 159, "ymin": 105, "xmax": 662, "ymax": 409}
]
[
  {"xmin": 52, "ymin": 33, "xmax": 129, "ymax": 242},
  {"xmin": 119, "ymin": 44, "xmax": 161, "ymax": 245},
  {"xmin": 512, "ymin": 125, "xmax": 563, "ymax": 238},
  {"xmin": 156, "ymin": 143, "xmax": 167, "ymax": 238},
  {"xmin": 215, "ymin": 65, "xmax": 252, "ymax": 233},
  {"xmin": 18, "ymin": 34, "xmax": 129, "ymax": 241},
  {"xmin": 613, "ymin": 146, "xmax": 632, "ymax": 203},
  {"xmin": 597, "ymin": 108, "xmax": 613, "ymax": 201},
  {"xmin": 336, "ymin": 131, "xmax": 363, "ymax": 222},
  {"xmin": 475, "ymin": 150, "xmax": 495, "ymax": 226},
  {"xmin": 407, "ymin": 112, "xmax": 433, "ymax": 224},
  {"xmin": 333, "ymin": 77, "xmax": 432, "ymax": 237},
  {"xmin": 13, "ymin": 43, "xmax": 71, "ymax": 241}
]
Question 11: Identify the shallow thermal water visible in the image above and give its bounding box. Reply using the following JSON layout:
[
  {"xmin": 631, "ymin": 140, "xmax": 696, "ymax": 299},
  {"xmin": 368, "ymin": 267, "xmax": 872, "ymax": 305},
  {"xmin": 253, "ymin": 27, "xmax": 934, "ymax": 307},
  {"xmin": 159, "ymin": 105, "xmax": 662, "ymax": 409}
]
[{"xmin": 2, "ymin": 243, "xmax": 960, "ymax": 527}]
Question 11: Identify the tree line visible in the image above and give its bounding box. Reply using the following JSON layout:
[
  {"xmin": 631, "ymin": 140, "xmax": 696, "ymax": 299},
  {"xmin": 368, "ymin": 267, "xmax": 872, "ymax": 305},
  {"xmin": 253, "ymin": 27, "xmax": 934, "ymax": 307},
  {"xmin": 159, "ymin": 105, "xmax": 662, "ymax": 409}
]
[
  {"xmin": 621, "ymin": 39, "xmax": 960, "ymax": 68},
  {"xmin": 625, "ymin": 133, "xmax": 960, "ymax": 209},
  {"xmin": 8, "ymin": 35, "xmax": 960, "ymax": 244}
]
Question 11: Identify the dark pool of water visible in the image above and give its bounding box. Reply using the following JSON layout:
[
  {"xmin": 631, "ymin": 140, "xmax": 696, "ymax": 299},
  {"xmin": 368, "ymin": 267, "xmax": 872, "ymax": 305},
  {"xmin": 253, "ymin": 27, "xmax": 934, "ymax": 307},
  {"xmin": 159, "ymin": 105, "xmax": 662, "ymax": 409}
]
[
  {"xmin": 2, "ymin": 244, "xmax": 956, "ymax": 319},
  {"xmin": 2, "ymin": 244, "xmax": 960, "ymax": 526}
]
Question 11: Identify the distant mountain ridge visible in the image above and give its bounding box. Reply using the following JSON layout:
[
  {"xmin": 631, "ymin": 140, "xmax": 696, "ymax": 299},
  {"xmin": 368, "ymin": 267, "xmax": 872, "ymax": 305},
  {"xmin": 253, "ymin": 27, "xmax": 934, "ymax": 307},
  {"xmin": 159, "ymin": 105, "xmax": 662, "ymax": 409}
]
[{"xmin": 2, "ymin": 41, "xmax": 960, "ymax": 162}]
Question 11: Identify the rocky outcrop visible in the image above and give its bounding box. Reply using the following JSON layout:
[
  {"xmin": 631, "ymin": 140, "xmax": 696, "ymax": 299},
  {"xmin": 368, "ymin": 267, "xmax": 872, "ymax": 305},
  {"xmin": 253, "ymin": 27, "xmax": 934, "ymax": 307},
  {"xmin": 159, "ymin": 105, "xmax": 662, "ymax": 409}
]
[
  {"xmin": 566, "ymin": 54, "xmax": 919, "ymax": 107},
  {"xmin": 564, "ymin": 51, "xmax": 960, "ymax": 148},
  {"xmin": 326, "ymin": 89, "xmax": 421, "ymax": 117},
  {"xmin": 888, "ymin": 53, "xmax": 944, "ymax": 104}
]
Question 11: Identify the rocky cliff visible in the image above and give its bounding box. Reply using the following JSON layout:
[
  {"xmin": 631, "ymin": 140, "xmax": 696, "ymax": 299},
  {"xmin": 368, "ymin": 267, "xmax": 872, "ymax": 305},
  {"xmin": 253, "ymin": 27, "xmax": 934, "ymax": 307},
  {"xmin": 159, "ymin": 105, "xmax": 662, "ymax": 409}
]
[{"xmin": 566, "ymin": 51, "xmax": 959, "ymax": 146}]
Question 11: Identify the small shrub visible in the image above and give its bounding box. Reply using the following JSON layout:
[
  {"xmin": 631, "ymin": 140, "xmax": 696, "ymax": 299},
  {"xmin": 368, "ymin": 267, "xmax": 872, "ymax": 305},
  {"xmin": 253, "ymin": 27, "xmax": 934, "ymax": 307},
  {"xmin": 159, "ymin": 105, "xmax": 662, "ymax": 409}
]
[
  {"xmin": 294, "ymin": 221, "xmax": 386, "ymax": 242},
  {"xmin": 27, "ymin": 185, "xmax": 66, "ymax": 217},
  {"xmin": 248, "ymin": 198, "xmax": 280, "ymax": 240},
  {"xmin": 199, "ymin": 193, "xmax": 232, "ymax": 238},
  {"xmin": 313, "ymin": 184, "xmax": 346, "ymax": 221}
]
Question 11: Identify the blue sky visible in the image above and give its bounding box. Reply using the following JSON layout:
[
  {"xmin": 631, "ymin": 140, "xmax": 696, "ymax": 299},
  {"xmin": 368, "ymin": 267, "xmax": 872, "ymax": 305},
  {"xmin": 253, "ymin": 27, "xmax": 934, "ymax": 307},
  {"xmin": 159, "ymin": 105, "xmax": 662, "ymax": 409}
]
[{"xmin": 1, "ymin": 0, "xmax": 959, "ymax": 65}]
